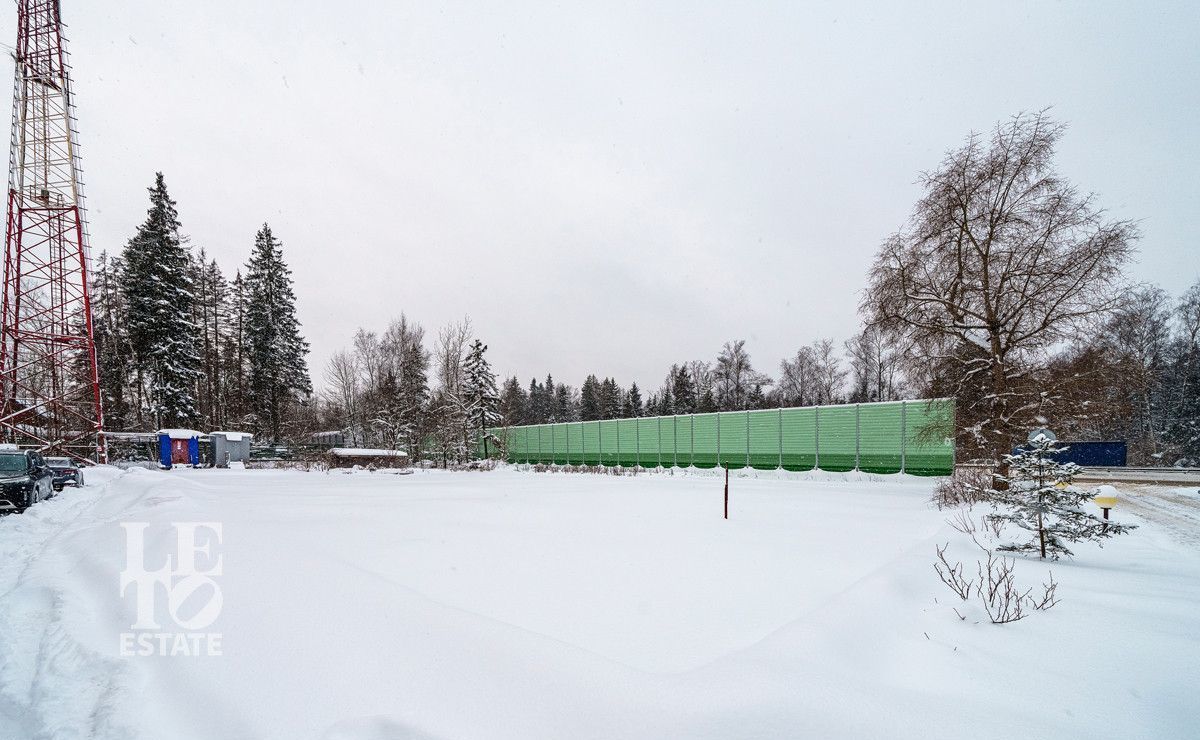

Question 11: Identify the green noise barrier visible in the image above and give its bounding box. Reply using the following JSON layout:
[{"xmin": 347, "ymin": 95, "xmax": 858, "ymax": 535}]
[{"xmin": 485, "ymin": 398, "xmax": 954, "ymax": 476}]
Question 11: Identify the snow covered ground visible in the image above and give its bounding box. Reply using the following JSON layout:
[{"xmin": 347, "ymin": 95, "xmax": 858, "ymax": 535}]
[{"xmin": 0, "ymin": 465, "xmax": 1197, "ymax": 740}]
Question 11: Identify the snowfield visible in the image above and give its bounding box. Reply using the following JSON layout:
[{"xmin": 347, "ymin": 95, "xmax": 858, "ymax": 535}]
[{"xmin": 1, "ymin": 466, "xmax": 1197, "ymax": 740}]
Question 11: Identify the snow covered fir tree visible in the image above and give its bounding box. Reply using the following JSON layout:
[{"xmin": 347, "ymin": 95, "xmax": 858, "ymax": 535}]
[
  {"xmin": 463, "ymin": 339, "xmax": 499, "ymax": 457},
  {"xmin": 90, "ymin": 174, "xmax": 313, "ymax": 444},
  {"xmin": 244, "ymin": 224, "xmax": 312, "ymax": 442},
  {"xmin": 985, "ymin": 435, "xmax": 1136, "ymax": 560},
  {"xmin": 119, "ymin": 173, "xmax": 203, "ymax": 428}
]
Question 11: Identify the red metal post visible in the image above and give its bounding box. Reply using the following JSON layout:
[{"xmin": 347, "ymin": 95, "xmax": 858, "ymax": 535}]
[{"xmin": 0, "ymin": 1, "xmax": 105, "ymax": 462}]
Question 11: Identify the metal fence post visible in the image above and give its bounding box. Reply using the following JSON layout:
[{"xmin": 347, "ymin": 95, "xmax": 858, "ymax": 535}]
[
  {"xmin": 778, "ymin": 407, "xmax": 783, "ymax": 470},
  {"xmin": 690, "ymin": 412, "xmax": 695, "ymax": 467},
  {"xmin": 716, "ymin": 412, "xmax": 721, "ymax": 468},
  {"xmin": 900, "ymin": 401, "xmax": 907, "ymax": 474},
  {"xmin": 745, "ymin": 410, "xmax": 750, "ymax": 469},
  {"xmin": 855, "ymin": 403, "xmax": 861, "ymax": 470},
  {"xmin": 636, "ymin": 417, "xmax": 641, "ymax": 469},
  {"xmin": 814, "ymin": 406, "xmax": 821, "ymax": 471},
  {"xmin": 673, "ymin": 415, "xmax": 678, "ymax": 469}
]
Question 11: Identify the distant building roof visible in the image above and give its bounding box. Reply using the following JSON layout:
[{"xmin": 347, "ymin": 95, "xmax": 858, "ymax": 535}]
[
  {"xmin": 329, "ymin": 448, "xmax": 408, "ymax": 458},
  {"xmin": 210, "ymin": 431, "xmax": 252, "ymax": 442},
  {"xmin": 157, "ymin": 429, "xmax": 204, "ymax": 439}
]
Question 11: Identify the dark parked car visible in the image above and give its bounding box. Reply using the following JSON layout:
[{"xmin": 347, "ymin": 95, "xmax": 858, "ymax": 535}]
[
  {"xmin": 46, "ymin": 456, "xmax": 85, "ymax": 491},
  {"xmin": 0, "ymin": 448, "xmax": 55, "ymax": 514}
]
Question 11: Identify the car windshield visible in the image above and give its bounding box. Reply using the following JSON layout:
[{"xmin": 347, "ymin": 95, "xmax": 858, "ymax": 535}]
[
  {"xmin": 46, "ymin": 457, "xmax": 71, "ymax": 466},
  {"xmin": 0, "ymin": 453, "xmax": 28, "ymax": 472}
]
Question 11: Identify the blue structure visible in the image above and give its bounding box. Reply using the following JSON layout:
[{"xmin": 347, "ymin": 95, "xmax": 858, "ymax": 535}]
[
  {"xmin": 1013, "ymin": 440, "xmax": 1126, "ymax": 467},
  {"xmin": 158, "ymin": 430, "xmax": 201, "ymax": 469}
]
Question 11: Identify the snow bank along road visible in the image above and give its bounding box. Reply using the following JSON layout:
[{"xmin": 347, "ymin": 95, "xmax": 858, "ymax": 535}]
[{"xmin": 1, "ymin": 466, "xmax": 1197, "ymax": 739}]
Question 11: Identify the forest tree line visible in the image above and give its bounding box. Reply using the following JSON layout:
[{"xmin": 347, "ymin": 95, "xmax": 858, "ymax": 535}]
[
  {"xmin": 93, "ymin": 173, "xmax": 312, "ymax": 443},
  {"xmin": 311, "ymin": 112, "xmax": 1198, "ymax": 468},
  {"xmin": 95, "ymin": 112, "xmax": 1200, "ymax": 470}
]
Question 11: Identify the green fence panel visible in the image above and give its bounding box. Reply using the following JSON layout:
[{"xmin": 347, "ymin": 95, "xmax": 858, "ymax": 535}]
[
  {"xmin": 859, "ymin": 402, "xmax": 903, "ymax": 473},
  {"xmin": 519, "ymin": 426, "xmax": 532, "ymax": 463},
  {"xmin": 748, "ymin": 409, "xmax": 780, "ymax": 470},
  {"xmin": 550, "ymin": 423, "xmax": 566, "ymax": 464},
  {"xmin": 637, "ymin": 417, "xmax": 660, "ymax": 467},
  {"xmin": 674, "ymin": 415, "xmax": 694, "ymax": 467},
  {"xmin": 582, "ymin": 421, "xmax": 600, "ymax": 465},
  {"xmin": 529, "ymin": 425, "xmax": 541, "ymax": 463},
  {"xmin": 658, "ymin": 416, "xmax": 676, "ymax": 468},
  {"xmin": 573, "ymin": 422, "xmax": 586, "ymax": 465},
  {"xmin": 692, "ymin": 413, "xmax": 719, "ymax": 468},
  {"xmin": 780, "ymin": 407, "xmax": 816, "ymax": 470},
  {"xmin": 502, "ymin": 427, "xmax": 517, "ymax": 462},
  {"xmin": 817, "ymin": 405, "xmax": 856, "ymax": 471},
  {"xmin": 506, "ymin": 426, "xmax": 519, "ymax": 462},
  {"xmin": 599, "ymin": 420, "xmax": 618, "ymax": 466},
  {"xmin": 717, "ymin": 411, "xmax": 747, "ymax": 469},
  {"xmin": 565, "ymin": 422, "xmax": 578, "ymax": 465},
  {"xmin": 616, "ymin": 418, "xmax": 638, "ymax": 466},
  {"xmin": 520, "ymin": 425, "xmax": 532, "ymax": 463},
  {"xmin": 904, "ymin": 399, "xmax": 955, "ymax": 475}
]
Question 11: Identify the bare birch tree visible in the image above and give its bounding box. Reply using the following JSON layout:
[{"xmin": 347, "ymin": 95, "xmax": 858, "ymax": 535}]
[{"xmin": 862, "ymin": 111, "xmax": 1137, "ymax": 460}]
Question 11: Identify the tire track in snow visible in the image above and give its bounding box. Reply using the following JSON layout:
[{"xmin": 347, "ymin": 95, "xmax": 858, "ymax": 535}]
[
  {"xmin": 1120, "ymin": 486, "xmax": 1200, "ymax": 548},
  {"xmin": 0, "ymin": 469, "xmax": 145, "ymax": 739}
]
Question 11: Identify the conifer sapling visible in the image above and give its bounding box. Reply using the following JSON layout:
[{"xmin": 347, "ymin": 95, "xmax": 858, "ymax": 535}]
[{"xmin": 985, "ymin": 435, "xmax": 1135, "ymax": 560}]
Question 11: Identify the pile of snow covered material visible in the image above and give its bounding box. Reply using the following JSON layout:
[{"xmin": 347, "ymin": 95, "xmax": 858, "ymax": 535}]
[
  {"xmin": 328, "ymin": 448, "xmax": 408, "ymax": 457},
  {"xmin": 328, "ymin": 447, "xmax": 409, "ymax": 469}
]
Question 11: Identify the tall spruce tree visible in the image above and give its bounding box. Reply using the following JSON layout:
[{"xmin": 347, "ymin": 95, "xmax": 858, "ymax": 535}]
[
  {"xmin": 671, "ymin": 364, "xmax": 695, "ymax": 414},
  {"xmin": 498, "ymin": 376, "xmax": 527, "ymax": 426},
  {"xmin": 121, "ymin": 173, "xmax": 202, "ymax": 428},
  {"xmin": 244, "ymin": 224, "xmax": 312, "ymax": 441},
  {"xmin": 580, "ymin": 375, "xmax": 601, "ymax": 421},
  {"xmin": 623, "ymin": 382, "xmax": 643, "ymax": 418},
  {"xmin": 91, "ymin": 251, "xmax": 133, "ymax": 430},
  {"xmin": 554, "ymin": 383, "xmax": 575, "ymax": 422},
  {"xmin": 463, "ymin": 339, "xmax": 500, "ymax": 457},
  {"xmin": 544, "ymin": 374, "xmax": 556, "ymax": 421},
  {"xmin": 225, "ymin": 269, "xmax": 250, "ymax": 425}
]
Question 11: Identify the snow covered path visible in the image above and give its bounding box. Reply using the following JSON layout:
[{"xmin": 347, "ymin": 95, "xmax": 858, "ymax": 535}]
[{"xmin": 0, "ymin": 466, "xmax": 1197, "ymax": 739}]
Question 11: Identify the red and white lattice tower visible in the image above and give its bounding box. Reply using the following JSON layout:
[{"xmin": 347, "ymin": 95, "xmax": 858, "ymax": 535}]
[{"xmin": 0, "ymin": 0, "xmax": 104, "ymax": 462}]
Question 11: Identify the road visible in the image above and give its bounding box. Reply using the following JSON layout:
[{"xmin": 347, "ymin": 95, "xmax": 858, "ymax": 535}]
[{"xmin": 1075, "ymin": 467, "xmax": 1200, "ymax": 486}]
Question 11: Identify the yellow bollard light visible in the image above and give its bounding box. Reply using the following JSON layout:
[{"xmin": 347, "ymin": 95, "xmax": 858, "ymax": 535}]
[{"xmin": 1093, "ymin": 485, "xmax": 1118, "ymax": 520}]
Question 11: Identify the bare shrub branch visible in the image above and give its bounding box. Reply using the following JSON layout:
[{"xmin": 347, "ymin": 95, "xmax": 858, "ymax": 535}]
[{"xmin": 934, "ymin": 543, "xmax": 975, "ymax": 600}]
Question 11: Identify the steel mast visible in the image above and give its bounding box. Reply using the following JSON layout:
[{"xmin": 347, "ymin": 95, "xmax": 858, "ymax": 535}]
[{"xmin": 0, "ymin": 0, "xmax": 104, "ymax": 461}]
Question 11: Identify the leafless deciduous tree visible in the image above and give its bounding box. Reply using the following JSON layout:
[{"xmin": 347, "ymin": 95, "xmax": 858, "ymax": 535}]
[
  {"xmin": 863, "ymin": 111, "xmax": 1137, "ymax": 460},
  {"xmin": 1102, "ymin": 286, "xmax": 1172, "ymax": 461},
  {"xmin": 713, "ymin": 340, "xmax": 772, "ymax": 410},
  {"xmin": 810, "ymin": 338, "xmax": 845, "ymax": 406},
  {"xmin": 323, "ymin": 349, "xmax": 361, "ymax": 444},
  {"xmin": 776, "ymin": 345, "xmax": 817, "ymax": 407},
  {"xmin": 844, "ymin": 325, "xmax": 905, "ymax": 403}
]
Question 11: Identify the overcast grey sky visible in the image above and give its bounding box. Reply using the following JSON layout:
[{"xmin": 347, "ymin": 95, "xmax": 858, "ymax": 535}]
[{"xmin": 10, "ymin": 1, "xmax": 1197, "ymax": 392}]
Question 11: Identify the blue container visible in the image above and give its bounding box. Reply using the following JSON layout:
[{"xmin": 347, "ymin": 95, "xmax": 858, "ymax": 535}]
[{"xmin": 1012, "ymin": 440, "xmax": 1126, "ymax": 467}]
